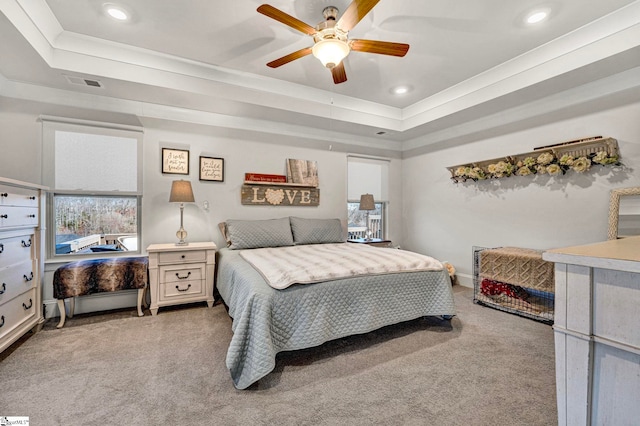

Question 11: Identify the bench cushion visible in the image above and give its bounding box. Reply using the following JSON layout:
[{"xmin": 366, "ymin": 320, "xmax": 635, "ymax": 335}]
[{"xmin": 53, "ymin": 257, "xmax": 148, "ymax": 299}]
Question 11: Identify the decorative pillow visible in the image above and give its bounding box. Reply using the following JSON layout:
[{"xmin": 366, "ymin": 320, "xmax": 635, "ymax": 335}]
[
  {"xmin": 225, "ymin": 218, "xmax": 294, "ymax": 250},
  {"xmin": 289, "ymin": 217, "xmax": 344, "ymax": 245}
]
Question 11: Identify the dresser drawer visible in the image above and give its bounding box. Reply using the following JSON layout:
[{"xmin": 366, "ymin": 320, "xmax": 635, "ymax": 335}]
[
  {"xmin": 0, "ymin": 185, "xmax": 39, "ymax": 208},
  {"xmin": 0, "ymin": 260, "xmax": 36, "ymax": 304},
  {"xmin": 0, "ymin": 234, "xmax": 34, "ymax": 269},
  {"xmin": 0, "ymin": 288, "xmax": 37, "ymax": 340},
  {"xmin": 158, "ymin": 249, "xmax": 207, "ymax": 265},
  {"xmin": 0, "ymin": 206, "xmax": 39, "ymax": 229}
]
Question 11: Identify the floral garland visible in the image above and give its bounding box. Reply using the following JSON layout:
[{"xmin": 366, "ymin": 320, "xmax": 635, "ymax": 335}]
[{"xmin": 452, "ymin": 150, "xmax": 621, "ymax": 183}]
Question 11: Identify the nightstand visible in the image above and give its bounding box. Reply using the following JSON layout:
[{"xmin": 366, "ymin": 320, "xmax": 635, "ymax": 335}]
[
  {"xmin": 347, "ymin": 238, "xmax": 393, "ymax": 248},
  {"xmin": 146, "ymin": 242, "xmax": 217, "ymax": 316}
]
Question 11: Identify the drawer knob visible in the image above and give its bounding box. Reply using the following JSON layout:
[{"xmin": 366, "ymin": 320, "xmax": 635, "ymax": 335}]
[
  {"xmin": 23, "ymin": 298, "xmax": 33, "ymax": 310},
  {"xmin": 21, "ymin": 239, "xmax": 32, "ymax": 248},
  {"xmin": 181, "ymin": 255, "xmax": 186, "ymax": 259},
  {"xmin": 0, "ymin": 315, "xmax": 4, "ymax": 328},
  {"xmin": 0, "ymin": 214, "xmax": 7, "ymax": 219},
  {"xmin": 176, "ymin": 284, "xmax": 191, "ymax": 292},
  {"xmin": 27, "ymin": 214, "xmax": 36, "ymax": 218},
  {"xmin": 29, "ymin": 196, "xmax": 36, "ymax": 200},
  {"xmin": 24, "ymin": 272, "xmax": 34, "ymax": 282},
  {"xmin": 175, "ymin": 271, "xmax": 191, "ymax": 280},
  {"xmin": 0, "ymin": 193, "xmax": 7, "ymax": 197},
  {"xmin": 0, "ymin": 243, "xmax": 3, "ymax": 253},
  {"xmin": 0, "ymin": 282, "xmax": 5, "ymax": 294}
]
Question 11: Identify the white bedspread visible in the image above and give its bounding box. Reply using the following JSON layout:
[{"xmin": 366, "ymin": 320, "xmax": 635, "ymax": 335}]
[{"xmin": 239, "ymin": 243, "xmax": 443, "ymax": 289}]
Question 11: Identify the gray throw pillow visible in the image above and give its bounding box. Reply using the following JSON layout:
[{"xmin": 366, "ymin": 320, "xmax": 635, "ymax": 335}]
[
  {"xmin": 226, "ymin": 218, "xmax": 294, "ymax": 249},
  {"xmin": 290, "ymin": 217, "xmax": 344, "ymax": 245}
]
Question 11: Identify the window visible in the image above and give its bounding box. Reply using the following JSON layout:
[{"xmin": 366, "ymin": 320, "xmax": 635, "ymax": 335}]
[
  {"xmin": 347, "ymin": 156, "xmax": 389, "ymax": 239},
  {"xmin": 347, "ymin": 201, "xmax": 385, "ymax": 239},
  {"xmin": 42, "ymin": 118, "xmax": 143, "ymax": 257}
]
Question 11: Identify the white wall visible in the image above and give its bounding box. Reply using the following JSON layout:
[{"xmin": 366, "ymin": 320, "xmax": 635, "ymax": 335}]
[
  {"xmin": 402, "ymin": 101, "xmax": 640, "ymax": 287},
  {"xmin": 141, "ymin": 127, "xmax": 352, "ymax": 250},
  {"xmin": 0, "ymin": 111, "xmax": 42, "ymax": 184},
  {"xmin": 0, "ymin": 109, "xmax": 404, "ymax": 317}
]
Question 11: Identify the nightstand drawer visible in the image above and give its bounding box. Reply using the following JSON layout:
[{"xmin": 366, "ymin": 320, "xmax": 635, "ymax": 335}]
[
  {"xmin": 159, "ymin": 265, "xmax": 204, "ymax": 284},
  {"xmin": 158, "ymin": 250, "xmax": 206, "ymax": 264},
  {"xmin": 159, "ymin": 279, "xmax": 204, "ymax": 300}
]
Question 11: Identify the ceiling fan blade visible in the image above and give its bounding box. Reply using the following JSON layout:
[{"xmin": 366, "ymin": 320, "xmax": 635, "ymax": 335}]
[
  {"xmin": 350, "ymin": 39, "xmax": 410, "ymax": 57},
  {"xmin": 331, "ymin": 62, "xmax": 347, "ymax": 84},
  {"xmin": 266, "ymin": 47, "xmax": 313, "ymax": 68},
  {"xmin": 337, "ymin": 0, "xmax": 379, "ymax": 32},
  {"xmin": 257, "ymin": 4, "xmax": 317, "ymax": 35}
]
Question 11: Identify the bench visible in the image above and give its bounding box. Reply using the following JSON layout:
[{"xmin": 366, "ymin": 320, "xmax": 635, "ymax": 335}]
[{"xmin": 53, "ymin": 257, "xmax": 148, "ymax": 328}]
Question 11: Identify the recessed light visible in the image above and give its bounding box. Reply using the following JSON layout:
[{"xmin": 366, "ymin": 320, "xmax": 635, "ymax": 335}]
[
  {"xmin": 104, "ymin": 3, "xmax": 129, "ymax": 21},
  {"xmin": 525, "ymin": 9, "xmax": 550, "ymax": 25},
  {"xmin": 391, "ymin": 85, "xmax": 412, "ymax": 95}
]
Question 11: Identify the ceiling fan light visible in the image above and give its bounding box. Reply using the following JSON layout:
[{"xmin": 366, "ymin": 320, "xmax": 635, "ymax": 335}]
[{"xmin": 312, "ymin": 39, "xmax": 350, "ymax": 68}]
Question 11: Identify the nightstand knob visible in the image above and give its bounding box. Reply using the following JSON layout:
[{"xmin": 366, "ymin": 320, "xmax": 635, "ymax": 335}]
[{"xmin": 181, "ymin": 255, "xmax": 186, "ymax": 259}]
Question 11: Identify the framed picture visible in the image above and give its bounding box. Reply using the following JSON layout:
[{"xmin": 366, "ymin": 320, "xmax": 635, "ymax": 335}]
[
  {"xmin": 199, "ymin": 156, "xmax": 224, "ymax": 182},
  {"xmin": 162, "ymin": 148, "xmax": 189, "ymax": 175}
]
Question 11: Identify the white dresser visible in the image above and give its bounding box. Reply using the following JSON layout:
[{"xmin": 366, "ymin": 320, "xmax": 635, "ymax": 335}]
[
  {"xmin": 543, "ymin": 237, "xmax": 640, "ymax": 426},
  {"xmin": 147, "ymin": 242, "xmax": 216, "ymax": 316},
  {"xmin": 0, "ymin": 177, "xmax": 47, "ymax": 353}
]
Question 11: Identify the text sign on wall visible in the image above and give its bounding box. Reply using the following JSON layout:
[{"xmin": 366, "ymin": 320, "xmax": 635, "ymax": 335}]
[{"xmin": 241, "ymin": 185, "xmax": 319, "ymax": 206}]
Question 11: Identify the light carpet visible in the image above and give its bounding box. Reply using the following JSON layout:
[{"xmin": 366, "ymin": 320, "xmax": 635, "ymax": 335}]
[{"xmin": 0, "ymin": 286, "xmax": 556, "ymax": 425}]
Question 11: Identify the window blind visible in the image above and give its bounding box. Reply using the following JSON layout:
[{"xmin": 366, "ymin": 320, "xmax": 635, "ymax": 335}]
[
  {"xmin": 347, "ymin": 156, "xmax": 389, "ymax": 202},
  {"xmin": 42, "ymin": 119, "xmax": 143, "ymax": 194}
]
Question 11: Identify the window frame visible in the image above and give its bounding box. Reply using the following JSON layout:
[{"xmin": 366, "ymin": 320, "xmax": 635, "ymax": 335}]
[
  {"xmin": 41, "ymin": 117, "xmax": 143, "ymax": 259},
  {"xmin": 347, "ymin": 200, "xmax": 387, "ymax": 240},
  {"xmin": 48, "ymin": 192, "xmax": 142, "ymax": 258}
]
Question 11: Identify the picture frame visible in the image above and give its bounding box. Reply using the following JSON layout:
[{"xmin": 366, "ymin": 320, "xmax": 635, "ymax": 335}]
[
  {"xmin": 607, "ymin": 186, "xmax": 640, "ymax": 240},
  {"xmin": 162, "ymin": 148, "xmax": 189, "ymax": 175},
  {"xmin": 199, "ymin": 156, "xmax": 224, "ymax": 182}
]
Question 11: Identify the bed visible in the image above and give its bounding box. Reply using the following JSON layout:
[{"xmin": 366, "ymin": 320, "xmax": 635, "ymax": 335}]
[{"xmin": 215, "ymin": 217, "xmax": 456, "ymax": 389}]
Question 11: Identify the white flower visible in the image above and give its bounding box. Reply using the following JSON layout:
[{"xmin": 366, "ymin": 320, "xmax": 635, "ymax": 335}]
[
  {"xmin": 537, "ymin": 152, "xmax": 555, "ymax": 165},
  {"xmin": 559, "ymin": 154, "xmax": 574, "ymax": 166},
  {"xmin": 547, "ymin": 164, "xmax": 562, "ymax": 176},
  {"xmin": 593, "ymin": 151, "xmax": 609, "ymax": 164},
  {"xmin": 517, "ymin": 166, "xmax": 532, "ymax": 176},
  {"xmin": 454, "ymin": 167, "xmax": 467, "ymax": 177},
  {"xmin": 572, "ymin": 157, "xmax": 592, "ymax": 173}
]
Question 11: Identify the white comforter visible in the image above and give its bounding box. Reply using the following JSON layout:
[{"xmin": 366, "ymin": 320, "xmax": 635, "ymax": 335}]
[{"xmin": 239, "ymin": 243, "xmax": 443, "ymax": 289}]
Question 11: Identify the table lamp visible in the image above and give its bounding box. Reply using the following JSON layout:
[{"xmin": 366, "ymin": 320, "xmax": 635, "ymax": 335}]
[
  {"xmin": 169, "ymin": 180, "xmax": 195, "ymax": 245},
  {"xmin": 359, "ymin": 193, "xmax": 376, "ymax": 241}
]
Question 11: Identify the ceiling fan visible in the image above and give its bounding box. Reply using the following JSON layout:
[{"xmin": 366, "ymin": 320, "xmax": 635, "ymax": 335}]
[{"xmin": 257, "ymin": 0, "xmax": 410, "ymax": 84}]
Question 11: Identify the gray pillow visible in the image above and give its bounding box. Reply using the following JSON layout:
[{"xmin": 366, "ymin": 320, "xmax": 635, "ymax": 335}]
[
  {"xmin": 290, "ymin": 217, "xmax": 344, "ymax": 245},
  {"xmin": 226, "ymin": 218, "xmax": 294, "ymax": 249}
]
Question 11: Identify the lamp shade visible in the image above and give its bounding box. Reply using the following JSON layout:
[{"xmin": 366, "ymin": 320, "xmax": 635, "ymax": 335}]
[
  {"xmin": 359, "ymin": 193, "xmax": 375, "ymax": 211},
  {"xmin": 169, "ymin": 180, "xmax": 195, "ymax": 203},
  {"xmin": 312, "ymin": 39, "xmax": 350, "ymax": 68}
]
